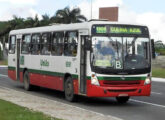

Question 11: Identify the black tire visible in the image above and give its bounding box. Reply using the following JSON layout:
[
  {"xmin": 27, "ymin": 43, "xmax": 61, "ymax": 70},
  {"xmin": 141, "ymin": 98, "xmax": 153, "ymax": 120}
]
[
  {"xmin": 32, "ymin": 85, "xmax": 40, "ymax": 91},
  {"xmin": 64, "ymin": 77, "xmax": 76, "ymax": 102},
  {"xmin": 23, "ymin": 71, "xmax": 32, "ymax": 91},
  {"xmin": 116, "ymin": 96, "xmax": 130, "ymax": 104}
]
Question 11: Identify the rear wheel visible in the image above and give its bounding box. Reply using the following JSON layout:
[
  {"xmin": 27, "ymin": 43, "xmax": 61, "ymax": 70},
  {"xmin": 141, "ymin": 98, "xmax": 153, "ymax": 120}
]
[
  {"xmin": 64, "ymin": 77, "xmax": 76, "ymax": 102},
  {"xmin": 116, "ymin": 96, "xmax": 130, "ymax": 104},
  {"xmin": 23, "ymin": 71, "xmax": 32, "ymax": 91}
]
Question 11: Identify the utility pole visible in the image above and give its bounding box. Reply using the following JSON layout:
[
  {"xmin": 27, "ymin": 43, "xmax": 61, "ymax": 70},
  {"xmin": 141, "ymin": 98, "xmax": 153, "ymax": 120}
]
[{"xmin": 91, "ymin": 0, "xmax": 93, "ymax": 20}]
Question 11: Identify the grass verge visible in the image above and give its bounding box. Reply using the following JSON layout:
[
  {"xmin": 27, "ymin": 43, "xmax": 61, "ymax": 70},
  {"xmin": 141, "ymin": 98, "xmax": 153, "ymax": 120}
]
[
  {"xmin": 0, "ymin": 60, "xmax": 8, "ymax": 65},
  {"xmin": 0, "ymin": 99, "xmax": 61, "ymax": 120},
  {"xmin": 152, "ymin": 68, "xmax": 165, "ymax": 78}
]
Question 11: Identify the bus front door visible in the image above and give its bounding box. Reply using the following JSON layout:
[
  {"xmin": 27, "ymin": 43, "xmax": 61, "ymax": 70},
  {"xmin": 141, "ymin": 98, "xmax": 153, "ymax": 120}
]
[
  {"xmin": 16, "ymin": 37, "xmax": 21, "ymax": 81},
  {"xmin": 80, "ymin": 36, "xmax": 88, "ymax": 94}
]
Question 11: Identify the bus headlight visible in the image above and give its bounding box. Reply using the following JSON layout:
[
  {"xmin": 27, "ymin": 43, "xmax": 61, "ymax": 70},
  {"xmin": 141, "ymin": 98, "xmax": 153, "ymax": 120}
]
[
  {"xmin": 91, "ymin": 74, "xmax": 100, "ymax": 86},
  {"xmin": 144, "ymin": 77, "xmax": 151, "ymax": 85}
]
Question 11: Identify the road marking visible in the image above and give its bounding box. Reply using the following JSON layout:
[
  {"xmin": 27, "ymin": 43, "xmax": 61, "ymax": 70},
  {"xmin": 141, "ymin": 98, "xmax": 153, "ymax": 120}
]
[
  {"xmin": 0, "ymin": 66, "xmax": 8, "ymax": 68},
  {"xmin": 152, "ymin": 78, "xmax": 165, "ymax": 83},
  {"xmin": 151, "ymin": 91, "xmax": 162, "ymax": 95},
  {"xmin": 131, "ymin": 99, "xmax": 165, "ymax": 108},
  {"xmin": 0, "ymin": 74, "xmax": 8, "ymax": 77}
]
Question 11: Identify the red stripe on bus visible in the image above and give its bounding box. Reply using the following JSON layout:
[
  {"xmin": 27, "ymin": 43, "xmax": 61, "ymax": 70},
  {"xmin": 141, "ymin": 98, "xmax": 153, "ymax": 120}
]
[
  {"xmin": 8, "ymin": 70, "xmax": 16, "ymax": 81},
  {"xmin": 8, "ymin": 70, "xmax": 79, "ymax": 94}
]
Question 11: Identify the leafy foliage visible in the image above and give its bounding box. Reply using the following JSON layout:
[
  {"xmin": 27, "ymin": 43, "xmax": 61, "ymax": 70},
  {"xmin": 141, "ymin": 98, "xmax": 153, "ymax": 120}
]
[
  {"xmin": 154, "ymin": 40, "xmax": 165, "ymax": 55},
  {"xmin": 55, "ymin": 7, "xmax": 87, "ymax": 24},
  {"xmin": 0, "ymin": 7, "xmax": 87, "ymax": 59}
]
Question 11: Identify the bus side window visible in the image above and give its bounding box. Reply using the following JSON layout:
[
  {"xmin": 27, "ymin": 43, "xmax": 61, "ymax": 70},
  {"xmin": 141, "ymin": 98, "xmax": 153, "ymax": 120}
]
[
  {"xmin": 21, "ymin": 35, "xmax": 31, "ymax": 54},
  {"xmin": 52, "ymin": 32, "xmax": 64, "ymax": 56},
  {"xmin": 31, "ymin": 34, "xmax": 41, "ymax": 55},
  {"xmin": 64, "ymin": 31, "xmax": 78, "ymax": 56},
  {"xmin": 41, "ymin": 33, "xmax": 51, "ymax": 55},
  {"xmin": 9, "ymin": 36, "xmax": 16, "ymax": 54}
]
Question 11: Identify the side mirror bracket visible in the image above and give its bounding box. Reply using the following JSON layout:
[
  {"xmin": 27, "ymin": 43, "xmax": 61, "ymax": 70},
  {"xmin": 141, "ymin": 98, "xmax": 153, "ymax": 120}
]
[
  {"xmin": 85, "ymin": 36, "xmax": 92, "ymax": 51},
  {"xmin": 151, "ymin": 39, "xmax": 155, "ymax": 59}
]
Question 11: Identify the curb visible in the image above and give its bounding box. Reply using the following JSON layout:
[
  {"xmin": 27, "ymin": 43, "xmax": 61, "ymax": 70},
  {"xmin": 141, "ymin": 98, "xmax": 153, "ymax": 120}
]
[
  {"xmin": 152, "ymin": 77, "xmax": 165, "ymax": 82},
  {"xmin": 0, "ymin": 65, "xmax": 7, "ymax": 68}
]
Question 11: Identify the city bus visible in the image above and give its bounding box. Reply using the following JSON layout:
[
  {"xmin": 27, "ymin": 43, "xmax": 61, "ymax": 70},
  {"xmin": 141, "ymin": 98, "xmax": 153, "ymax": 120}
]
[{"xmin": 8, "ymin": 20, "xmax": 154, "ymax": 103}]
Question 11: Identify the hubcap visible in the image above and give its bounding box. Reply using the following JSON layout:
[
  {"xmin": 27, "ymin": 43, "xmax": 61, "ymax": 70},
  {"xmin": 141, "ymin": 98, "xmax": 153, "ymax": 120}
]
[
  {"xmin": 66, "ymin": 81, "xmax": 72, "ymax": 97},
  {"xmin": 24, "ymin": 74, "xmax": 29, "ymax": 89}
]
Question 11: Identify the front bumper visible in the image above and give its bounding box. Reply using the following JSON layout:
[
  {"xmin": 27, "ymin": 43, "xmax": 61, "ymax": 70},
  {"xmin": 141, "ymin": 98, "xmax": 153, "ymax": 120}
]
[{"xmin": 86, "ymin": 80, "xmax": 151, "ymax": 97}]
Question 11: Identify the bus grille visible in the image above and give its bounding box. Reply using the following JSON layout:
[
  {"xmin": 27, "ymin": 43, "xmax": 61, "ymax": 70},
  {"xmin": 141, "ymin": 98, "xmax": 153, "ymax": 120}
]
[
  {"xmin": 108, "ymin": 89, "xmax": 137, "ymax": 92},
  {"xmin": 101, "ymin": 80, "xmax": 141, "ymax": 87}
]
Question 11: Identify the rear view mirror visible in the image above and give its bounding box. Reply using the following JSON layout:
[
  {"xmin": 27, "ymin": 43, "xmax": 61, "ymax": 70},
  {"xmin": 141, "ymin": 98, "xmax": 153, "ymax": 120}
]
[{"xmin": 151, "ymin": 39, "xmax": 155, "ymax": 59}]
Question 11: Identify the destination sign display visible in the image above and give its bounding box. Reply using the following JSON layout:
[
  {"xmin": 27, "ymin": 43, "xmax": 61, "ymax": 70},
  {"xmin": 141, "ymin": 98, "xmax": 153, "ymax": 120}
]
[
  {"xmin": 92, "ymin": 25, "xmax": 148, "ymax": 36},
  {"xmin": 110, "ymin": 27, "xmax": 142, "ymax": 34}
]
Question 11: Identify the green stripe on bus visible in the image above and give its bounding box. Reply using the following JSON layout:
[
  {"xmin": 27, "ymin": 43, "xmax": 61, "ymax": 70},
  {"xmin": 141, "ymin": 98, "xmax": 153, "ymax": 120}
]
[
  {"xmin": 9, "ymin": 66, "xmax": 78, "ymax": 79},
  {"xmin": 8, "ymin": 66, "xmax": 146, "ymax": 81},
  {"xmin": 8, "ymin": 66, "xmax": 16, "ymax": 70}
]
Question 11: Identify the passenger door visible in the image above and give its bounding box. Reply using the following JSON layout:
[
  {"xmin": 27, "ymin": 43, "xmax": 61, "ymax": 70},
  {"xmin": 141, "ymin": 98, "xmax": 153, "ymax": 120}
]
[
  {"xmin": 16, "ymin": 35, "xmax": 21, "ymax": 80},
  {"xmin": 79, "ymin": 35, "xmax": 88, "ymax": 94}
]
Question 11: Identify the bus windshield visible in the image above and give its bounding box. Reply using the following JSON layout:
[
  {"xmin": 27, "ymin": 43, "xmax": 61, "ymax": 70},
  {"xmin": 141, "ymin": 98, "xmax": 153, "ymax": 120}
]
[{"xmin": 91, "ymin": 36, "xmax": 150, "ymax": 74}]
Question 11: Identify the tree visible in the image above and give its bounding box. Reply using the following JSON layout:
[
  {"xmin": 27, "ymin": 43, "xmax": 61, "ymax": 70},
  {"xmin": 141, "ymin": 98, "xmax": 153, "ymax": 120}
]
[
  {"xmin": 9, "ymin": 15, "xmax": 25, "ymax": 29},
  {"xmin": 24, "ymin": 15, "xmax": 40, "ymax": 28},
  {"xmin": 40, "ymin": 14, "xmax": 50, "ymax": 26},
  {"xmin": 54, "ymin": 7, "xmax": 87, "ymax": 24},
  {"xmin": 155, "ymin": 40, "xmax": 165, "ymax": 49}
]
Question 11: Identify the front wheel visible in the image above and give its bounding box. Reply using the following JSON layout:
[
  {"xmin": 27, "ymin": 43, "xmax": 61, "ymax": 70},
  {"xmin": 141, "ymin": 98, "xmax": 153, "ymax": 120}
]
[
  {"xmin": 64, "ymin": 77, "xmax": 76, "ymax": 102},
  {"xmin": 116, "ymin": 96, "xmax": 130, "ymax": 104}
]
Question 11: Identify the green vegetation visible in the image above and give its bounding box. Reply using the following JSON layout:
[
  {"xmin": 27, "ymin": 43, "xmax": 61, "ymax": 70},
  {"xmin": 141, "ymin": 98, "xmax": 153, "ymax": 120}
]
[
  {"xmin": 154, "ymin": 40, "xmax": 165, "ymax": 55},
  {"xmin": 155, "ymin": 48, "xmax": 165, "ymax": 55},
  {"xmin": 0, "ymin": 99, "xmax": 61, "ymax": 120},
  {"xmin": 0, "ymin": 7, "xmax": 87, "ymax": 60},
  {"xmin": 0, "ymin": 59, "xmax": 8, "ymax": 65},
  {"xmin": 152, "ymin": 68, "xmax": 165, "ymax": 78}
]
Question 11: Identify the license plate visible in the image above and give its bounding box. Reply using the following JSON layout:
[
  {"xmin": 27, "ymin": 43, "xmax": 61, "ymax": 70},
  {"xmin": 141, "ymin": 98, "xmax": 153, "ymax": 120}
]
[{"xmin": 118, "ymin": 94, "xmax": 128, "ymax": 97}]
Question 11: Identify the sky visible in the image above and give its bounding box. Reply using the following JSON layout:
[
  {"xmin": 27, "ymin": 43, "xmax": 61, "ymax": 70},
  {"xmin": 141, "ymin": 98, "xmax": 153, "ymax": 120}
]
[{"xmin": 0, "ymin": 0, "xmax": 164, "ymax": 42}]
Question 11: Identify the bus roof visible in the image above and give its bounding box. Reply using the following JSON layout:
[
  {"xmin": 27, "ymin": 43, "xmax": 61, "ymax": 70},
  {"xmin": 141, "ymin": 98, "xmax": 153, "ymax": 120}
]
[{"xmin": 9, "ymin": 20, "xmax": 147, "ymax": 35}]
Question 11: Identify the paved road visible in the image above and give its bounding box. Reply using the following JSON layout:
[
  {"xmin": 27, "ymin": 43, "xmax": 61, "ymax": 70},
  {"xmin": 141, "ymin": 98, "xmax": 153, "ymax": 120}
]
[{"xmin": 0, "ymin": 67, "xmax": 165, "ymax": 120}]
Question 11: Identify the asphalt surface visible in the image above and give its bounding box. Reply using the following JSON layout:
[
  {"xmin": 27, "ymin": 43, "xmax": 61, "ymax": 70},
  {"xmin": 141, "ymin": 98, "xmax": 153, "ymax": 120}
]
[{"xmin": 0, "ymin": 67, "xmax": 165, "ymax": 120}]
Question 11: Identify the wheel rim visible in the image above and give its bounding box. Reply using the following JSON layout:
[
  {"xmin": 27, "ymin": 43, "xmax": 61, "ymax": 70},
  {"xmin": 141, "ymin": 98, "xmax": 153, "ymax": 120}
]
[
  {"xmin": 24, "ymin": 74, "xmax": 29, "ymax": 89},
  {"xmin": 65, "ymin": 80, "xmax": 73, "ymax": 98}
]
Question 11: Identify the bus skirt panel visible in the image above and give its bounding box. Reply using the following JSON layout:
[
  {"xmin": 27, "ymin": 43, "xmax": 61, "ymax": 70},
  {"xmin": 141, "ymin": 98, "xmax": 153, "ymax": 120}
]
[{"xmin": 86, "ymin": 80, "xmax": 151, "ymax": 97}]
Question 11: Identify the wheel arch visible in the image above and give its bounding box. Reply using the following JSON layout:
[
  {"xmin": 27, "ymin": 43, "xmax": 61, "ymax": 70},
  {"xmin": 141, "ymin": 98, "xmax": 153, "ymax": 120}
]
[{"xmin": 23, "ymin": 68, "xmax": 28, "ymax": 76}]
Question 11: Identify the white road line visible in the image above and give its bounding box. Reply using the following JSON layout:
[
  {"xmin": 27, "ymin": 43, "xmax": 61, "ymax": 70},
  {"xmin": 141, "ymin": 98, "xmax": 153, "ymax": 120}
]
[
  {"xmin": 152, "ymin": 78, "xmax": 165, "ymax": 83},
  {"xmin": 0, "ymin": 66, "xmax": 8, "ymax": 68},
  {"xmin": 151, "ymin": 91, "xmax": 162, "ymax": 95},
  {"xmin": 131, "ymin": 99, "xmax": 165, "ymax": 108},
  {"xmin": 0, "ymin": 74, "xmax": 8, "ymax": 77}
]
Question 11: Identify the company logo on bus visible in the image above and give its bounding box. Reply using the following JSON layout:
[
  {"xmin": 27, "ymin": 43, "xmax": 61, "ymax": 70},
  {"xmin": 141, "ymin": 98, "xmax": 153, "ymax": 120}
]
[
  {"xmin": 40, "ymin": 59, "xmax": 49, "ymax": 67},
  {"xmin": 121, "ymin": 76, "xmax": 125, "ymax": 80},
  {"xmin": 20, "ymin": 56, "xmax": 24, "ymax": 65}
]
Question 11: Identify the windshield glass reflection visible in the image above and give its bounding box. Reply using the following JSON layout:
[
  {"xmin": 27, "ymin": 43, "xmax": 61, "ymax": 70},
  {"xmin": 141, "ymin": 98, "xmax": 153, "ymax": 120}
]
[{"xmin": 91, "ymin": 37, "xmax": 150, "ymax": 70}]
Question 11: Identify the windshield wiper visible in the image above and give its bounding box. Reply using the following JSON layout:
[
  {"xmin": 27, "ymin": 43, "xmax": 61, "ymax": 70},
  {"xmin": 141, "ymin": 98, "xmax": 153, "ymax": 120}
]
[
  {"xmin": 116, "ymin": 39, "xmax": 119, "ymax": 59},
  {"xmin": 132, "ymin": 37, "xmax": 138, "ymax": 54}
]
